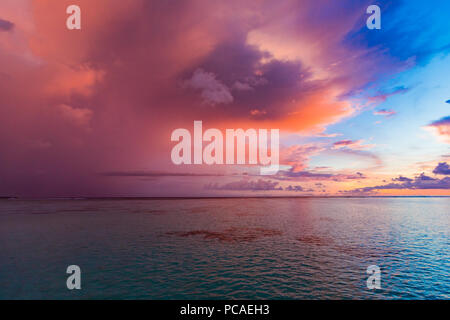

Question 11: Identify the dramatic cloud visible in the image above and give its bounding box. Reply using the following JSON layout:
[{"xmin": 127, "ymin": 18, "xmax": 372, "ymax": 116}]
[
  {"xmin": 0, "ymin": 18, "xmax": 14, "ymax": 32},
  {"xmin": 0, "ymin": 0, "xmax": 448, "ymax": 197},
  {"xmin": 182, "ymin": 35, "xmax": 355, "ymax": 131},
  {"xmin": 433, "ymin": 162, "xmax": 450, "ymax": 175}
]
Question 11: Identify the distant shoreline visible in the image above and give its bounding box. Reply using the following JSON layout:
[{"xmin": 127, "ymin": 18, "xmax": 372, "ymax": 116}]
[{"xmin": 1, "ymin": 196, "xmax": 449, "ymax": 201}]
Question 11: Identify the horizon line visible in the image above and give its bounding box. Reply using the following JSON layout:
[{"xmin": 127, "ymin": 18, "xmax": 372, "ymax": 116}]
[{"xmin": 1, "ymin": 195, "xmax": 450, "ymax": 200}]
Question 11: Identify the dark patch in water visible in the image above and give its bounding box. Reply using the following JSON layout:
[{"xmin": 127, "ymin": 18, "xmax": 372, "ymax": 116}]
[
  {"xmin": 187, "ymin": 206, "xmax": 212, "ymax": 214},
  {"xmin": 130, "ymin": 209, "xmax": 166, "ymax": 215},
  {"xmin": 296, "ymin": 235, "xmax": 331, "ymax": 246},
  {"xmin": 166, "ymin": 227, "xmax": 282, "ymax": 242}
]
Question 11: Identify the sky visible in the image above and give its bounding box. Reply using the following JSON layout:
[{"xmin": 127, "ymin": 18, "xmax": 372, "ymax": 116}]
[{"xmin": 0, "ymin": 0, "xmax": 449, "ymax": 197}]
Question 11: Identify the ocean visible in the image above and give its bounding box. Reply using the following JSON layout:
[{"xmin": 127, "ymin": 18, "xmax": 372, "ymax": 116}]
[{"xmin": 0, "ymin": 197, "xmax": 449, "ymax": 299}]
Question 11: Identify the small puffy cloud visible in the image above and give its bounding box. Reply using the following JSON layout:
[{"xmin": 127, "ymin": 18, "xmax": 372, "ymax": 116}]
[
  {"xmin": 433, "ymin": 162, "xmax": 450, "ymax": 175},
  {"xmin": 355, "ymin": 172, "xmax": 365, "ymax": 178},
  {"xmin": 332, "ymin": 140, "xmax": 355, "ymax": 149},
  {"xmin": 332, "ymin": 139, "xmax": 374, "ymax": 150},
  {"xmin": 206, "ymin": 179, "xmax": 282, "ymax": 191},
  {"xmin": 392, "ymin": 176, "xmax": 413, "ymax": 182},
  {"xmin": 424, "ymin": 116, "xmax": 450, "ymax": 143},
  {"xmin": 315, "ymin": 132, "xmax": 342, "ymax": 138},
  {"xmin": 286, "ymin": 185, "xmax": 304, "ymax": 192},
  {"xmin": 0, "ymin": 18, "xmax": 14, "ymax": 32},
  {"xmin": 365, "ymin": 87, "xmax": 409, "ymax": 106},
  {"xmin": 373, "ymin": 109, "xmax": 396, "ymax": 117},
  {"xmin": 250, "ymin": 109, "xmax": 267, "ymax": 116},
  {"xmin": 184, "ymin": 68, "xmax": 233, "ymax": 105}
]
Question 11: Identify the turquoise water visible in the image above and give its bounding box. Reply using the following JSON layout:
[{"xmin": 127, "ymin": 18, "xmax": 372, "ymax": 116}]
[{"xmin": 0, "ymin": 198, "xmax": 449, "ymax": 299}]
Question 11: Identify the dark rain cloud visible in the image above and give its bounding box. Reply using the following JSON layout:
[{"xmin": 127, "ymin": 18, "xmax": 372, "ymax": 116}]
[
  {"xmin": 182, "ymin": 36, "xmax": 318, "ymax": 119},
  {"xmin": 433, "ymin": 162, "xmax": 450, "ymax": 175}
]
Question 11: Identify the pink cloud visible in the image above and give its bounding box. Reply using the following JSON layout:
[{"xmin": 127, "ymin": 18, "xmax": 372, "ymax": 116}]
[
  {"xmin": 282, "ymin": 144, "xmax": 326, "ymax": 172},
  {"xmin": 332, "ymin": 139, "xmax": 375, "ymax": 150},
  {"xmin": 57, "ymin": 104, "xmax": 93, "ymax": 128},
  {"xmin": 373, "ymin": 109, "xmax": 397, "ymax": 117},
  {"xmin": 424, "ymin": 116, "xmax": 450, "ymax": 143},
  {"xmin": 249, "ymin": 109, "xmax": 267, "ymax": 116}
]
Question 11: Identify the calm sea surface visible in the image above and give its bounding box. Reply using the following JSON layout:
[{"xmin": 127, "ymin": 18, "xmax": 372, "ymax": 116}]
[{"xmin": 0, "ymin": 198, "xmax": 449, "ymax": 299}]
